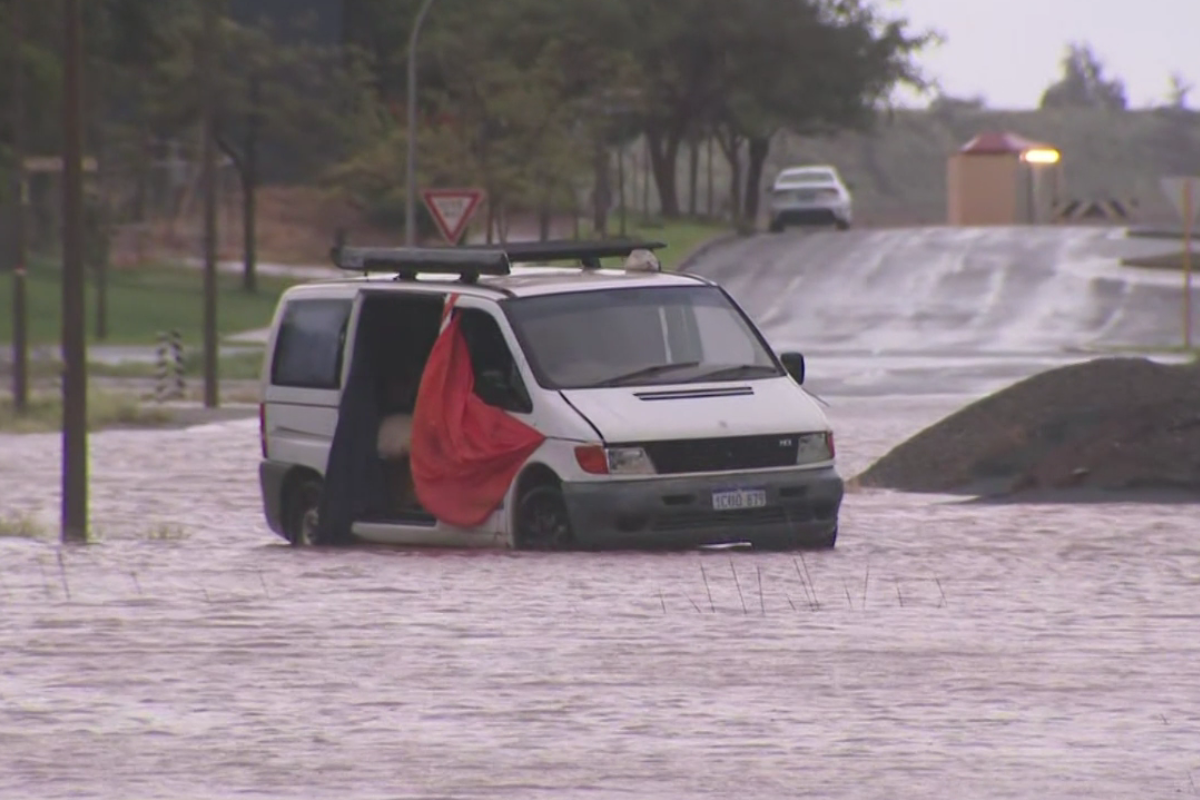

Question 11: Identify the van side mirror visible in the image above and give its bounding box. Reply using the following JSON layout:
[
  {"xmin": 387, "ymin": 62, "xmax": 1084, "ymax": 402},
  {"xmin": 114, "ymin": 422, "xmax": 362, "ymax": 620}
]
[{"xmin": 780, "ymin": 352, "xmax": 805, "ymax": 385}]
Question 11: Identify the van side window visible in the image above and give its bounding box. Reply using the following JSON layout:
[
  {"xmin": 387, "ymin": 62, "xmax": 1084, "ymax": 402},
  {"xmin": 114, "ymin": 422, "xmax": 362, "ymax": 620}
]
[
  {"xmin": 457, "ymin": 309, "xmax": 532, "ymax": 414},
  {"xmin": 271, "ymin": 298, "xmax": 353, "ymax": 389}
]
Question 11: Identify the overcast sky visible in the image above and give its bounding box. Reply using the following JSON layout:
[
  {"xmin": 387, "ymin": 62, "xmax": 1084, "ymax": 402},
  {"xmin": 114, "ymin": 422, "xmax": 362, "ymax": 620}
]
[{"xmin": 890, "ymin": 0, "xmax": 1200, "ymax": 109}]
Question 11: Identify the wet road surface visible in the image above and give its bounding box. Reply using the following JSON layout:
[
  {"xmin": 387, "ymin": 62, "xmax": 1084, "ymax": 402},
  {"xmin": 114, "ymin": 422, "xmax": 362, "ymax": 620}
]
[
  {"xmin": 687, "ymin": 226, "xmax": 1198, "ymax": 397},
  {"xmin": 3, "ymin": 393, "xmax": 1199, "ymax": 799}
]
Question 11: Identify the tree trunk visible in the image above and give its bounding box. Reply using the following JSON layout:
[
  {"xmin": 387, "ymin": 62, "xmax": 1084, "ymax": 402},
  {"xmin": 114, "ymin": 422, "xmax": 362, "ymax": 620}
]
[
  {"xmin": 592, "ymin": 141, "xmax": 611, "ymax": 237},
  {"xmin": 706, "ymin": 136, "xmax": 714, "ymax": 218},
  {"xmin": 716, "ymin": 131, "xmax": 744, "ymax": 223},
  {"xmin": 538, "ymin": 184, "xmax": 552, "ymax": 241},
  {"xmin": 687, "ymin": 133, "xmax": 699, "ymax": 217},
  {"xmin": 617, "ymin": 145, "xmax": 627, "ymax": 236},
  {"xmin": 645, "ymin": 126, "xmax": 682, "ymax": 218},
  {"xmin": 742, "ymin": 136, "xmax": 772, "ymax": 227},
  {"xmin": 242, "ymin": 78, "xmax": 261, "ymax": 293}
]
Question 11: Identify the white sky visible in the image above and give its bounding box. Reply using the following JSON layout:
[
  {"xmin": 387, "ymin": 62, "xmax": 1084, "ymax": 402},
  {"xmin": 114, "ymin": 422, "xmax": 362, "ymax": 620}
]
[{"xmin": 888, "ymin": 0, "xmax": 1200, "ymax": 109}]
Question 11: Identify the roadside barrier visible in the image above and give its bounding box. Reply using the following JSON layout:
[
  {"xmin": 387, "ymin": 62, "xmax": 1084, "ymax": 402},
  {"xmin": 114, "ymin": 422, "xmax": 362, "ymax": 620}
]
[
  {"xmin": 1053, "ymin": 197, "xmax": 1139, "ymax": 224},
  {"xmin": 154, "ymin": 330, "xmax": 186, "ymax": 402}
]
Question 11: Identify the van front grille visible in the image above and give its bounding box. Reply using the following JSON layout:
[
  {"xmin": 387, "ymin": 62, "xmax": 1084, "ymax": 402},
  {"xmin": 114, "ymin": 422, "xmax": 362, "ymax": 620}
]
[
  {"xmin": 651, "ymin": 506, "xmax": 788, "ymax": 532},
  {"xmin": 640, "ymin": 434, "xmax": 800, "ymax": 475}
]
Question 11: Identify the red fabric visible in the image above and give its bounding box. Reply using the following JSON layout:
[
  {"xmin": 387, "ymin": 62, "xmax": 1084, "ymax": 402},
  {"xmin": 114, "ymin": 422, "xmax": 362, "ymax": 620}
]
[{"xmin": 410, "ymin": 296, "xmax": 546, "ymax": 528}]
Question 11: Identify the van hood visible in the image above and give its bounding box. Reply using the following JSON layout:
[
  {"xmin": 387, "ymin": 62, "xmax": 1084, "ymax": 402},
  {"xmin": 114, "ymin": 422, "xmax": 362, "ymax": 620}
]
[{"xmin": 560, "ymin": 377, "xmax": 829, "ymax": 443}]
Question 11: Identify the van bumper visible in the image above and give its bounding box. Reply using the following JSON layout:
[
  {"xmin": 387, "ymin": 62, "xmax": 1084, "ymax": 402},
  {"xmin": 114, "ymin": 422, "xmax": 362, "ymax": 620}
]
[
  {"xmin": 259, "ymin": 459, "xmax": 290, "ymax": 539},
  {"xmin": 559, "ymin": 466, "xmax": 843, "ymax": 551}
]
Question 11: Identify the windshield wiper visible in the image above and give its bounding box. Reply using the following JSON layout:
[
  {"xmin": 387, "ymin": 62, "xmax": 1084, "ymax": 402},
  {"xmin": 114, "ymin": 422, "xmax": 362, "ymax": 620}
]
[
  {"xmin": 690, "ymin": 364, "xmax": 779, "ymax": 382},
  {"xmin": 588, "ymin": 361, "xmax": 702, "ymax": 388}
]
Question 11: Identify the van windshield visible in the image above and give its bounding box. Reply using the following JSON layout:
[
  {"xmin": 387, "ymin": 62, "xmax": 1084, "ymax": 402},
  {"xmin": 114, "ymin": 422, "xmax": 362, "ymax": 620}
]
[{"xmin": 503, "ymin": 285, "xmax": 781, "ymax": 389}]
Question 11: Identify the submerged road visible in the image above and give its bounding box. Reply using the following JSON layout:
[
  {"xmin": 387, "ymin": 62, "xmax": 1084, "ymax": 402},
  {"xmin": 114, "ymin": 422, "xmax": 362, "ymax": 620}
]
[
  {"xmin": 685, "ymin": 225, "xmax": 1197, "ymax": 398},
  {"xmin": 3, "ymin": 226, "xmax": 1200, "ymax": 799}
]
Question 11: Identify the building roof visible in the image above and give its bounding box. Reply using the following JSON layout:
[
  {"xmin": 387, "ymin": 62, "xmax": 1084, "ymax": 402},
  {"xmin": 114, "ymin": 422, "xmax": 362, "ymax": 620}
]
[{"xmin": 958, "ymin": 131, "xmax": 1051, "ymax": 156}]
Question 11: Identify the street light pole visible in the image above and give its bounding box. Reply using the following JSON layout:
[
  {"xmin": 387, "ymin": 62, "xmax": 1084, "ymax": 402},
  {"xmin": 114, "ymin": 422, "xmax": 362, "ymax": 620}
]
[
  {"xmin": 61, "ymin": 0, "xmax": 88, "ymax": 543},
  {"xmin": 405, "ymin": 0, "xmax": 436, "ymax": 246},
  {"xmin": 200, "ymin": 0, "xmax": 219, "ymax": 408},
  {"xmin": 10, "ymin": 0, "xmax": 29, "ymax": 413}
]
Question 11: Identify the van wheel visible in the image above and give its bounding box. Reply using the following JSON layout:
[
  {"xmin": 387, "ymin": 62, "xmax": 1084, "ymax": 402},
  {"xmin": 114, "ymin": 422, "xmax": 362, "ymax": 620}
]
[
  {"xmin": 285, "ymin": 474, "xmax": 323, "ymax": 547},
  {"xmin": 516, "ymin": 485, "xmax": 573, "ymax": 550},
  {"xmin": 768, "ymin": 219, "xmax": 784, "ymax": 233},
  {"xmin": 816, "ymin": 526, "xmax": 838, "ymax": 549}
]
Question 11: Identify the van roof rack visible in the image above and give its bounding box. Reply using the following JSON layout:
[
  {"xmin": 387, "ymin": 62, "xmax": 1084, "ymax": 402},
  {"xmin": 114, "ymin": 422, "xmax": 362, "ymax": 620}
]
[
  {"xmin": 459, "ymin": 239, "xmax": 667, "ymax": 265},
  {"xmin": 330, "ymin": 232, "xmax": 666, "ymax": 283}
]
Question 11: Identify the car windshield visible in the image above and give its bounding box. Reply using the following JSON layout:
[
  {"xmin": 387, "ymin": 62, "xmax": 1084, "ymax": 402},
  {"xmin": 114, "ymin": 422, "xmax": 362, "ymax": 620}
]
[
  {"xmin": 778, "ymin": 169, "xmax": 836, "ymax": 185},
  {"xmin": 504, "ymin": 285, "xmax": 781, "ymax": 389}
]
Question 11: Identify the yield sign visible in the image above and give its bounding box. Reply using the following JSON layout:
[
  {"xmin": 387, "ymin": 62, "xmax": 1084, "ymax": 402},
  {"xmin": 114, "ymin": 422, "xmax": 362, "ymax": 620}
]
[
  {"xmin": 1160, "ymin": 176, "xmax": 1200, "ymax": 225},
  {"xmin": 422, "ymin": 188, "xmax": 485, "ymax": 244}
]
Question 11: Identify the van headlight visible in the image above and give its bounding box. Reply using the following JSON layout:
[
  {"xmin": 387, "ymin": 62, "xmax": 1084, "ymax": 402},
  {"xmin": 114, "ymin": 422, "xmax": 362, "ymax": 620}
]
[
  {"xmin": 574, "ymin": 445, "xmax": 657, "ymax": 475},
  {"xmin": 796, "ymin": 431, "xmax": 835, "ymax": 465}
]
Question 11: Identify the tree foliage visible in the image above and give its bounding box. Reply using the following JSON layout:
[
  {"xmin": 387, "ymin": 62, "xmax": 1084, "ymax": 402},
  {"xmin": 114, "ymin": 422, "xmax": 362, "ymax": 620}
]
[
  {"xmin": 3, "ymin": 0, "xmax": 934, "ymax": 242},
  {"xmin": 1040, "ymin": 43, "xmax": 1127, "ymax": 112}
]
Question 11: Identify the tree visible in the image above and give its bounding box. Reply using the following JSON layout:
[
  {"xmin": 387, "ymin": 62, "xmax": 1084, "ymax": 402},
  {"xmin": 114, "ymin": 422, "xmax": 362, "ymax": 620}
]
[
  {"xmin": 1040, "ymin": 43, "xmax": 1127, "ymax": 111},
  {"xmin": 711, "ymin": 0, "xmax": 933, "ymax": 224},
  {"xmin": 578, "ymin": 0, "xmax": 931, "ymax": 220},
  {"xmin": 145, "ymin": 3, "xmax": 374, "ymax": 290},
  {"xmin": 1165, "ymin": 72, "xmax": 1193, "ymax": 110},
  {"xmin": 930, "ymin": 92, "xmax": 987, "ymax": 115}
]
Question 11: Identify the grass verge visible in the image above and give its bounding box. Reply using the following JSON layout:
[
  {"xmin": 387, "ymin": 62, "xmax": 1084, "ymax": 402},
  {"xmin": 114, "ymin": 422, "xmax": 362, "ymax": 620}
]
[
  {"xmin": 579, "ymin": 217, "xmax": 734, "ymax": 270},
  {"xmin": 17, "ymin": 350, "xmax": 266, "ymax": 381},
  {"xmin": 1121, "ymin": 251, "xmax": 1200, "ymax": 271},
  {"xmin": 0, "ymin": 261, "xmax": 297, "ymax": 347},
  {"xmin": 0, "ymin": 388, "xmax": 174, "ymax": 434},
  {"xmin": 0, "ymin": 512, "xmax": 48, "ymax": 539}
]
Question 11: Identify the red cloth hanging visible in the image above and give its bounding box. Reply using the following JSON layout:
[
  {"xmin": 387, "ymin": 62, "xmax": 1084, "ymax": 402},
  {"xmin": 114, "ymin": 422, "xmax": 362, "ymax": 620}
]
[{"xmin": 410, "ymin": 295, "xmax": 546, "ymax": 528}]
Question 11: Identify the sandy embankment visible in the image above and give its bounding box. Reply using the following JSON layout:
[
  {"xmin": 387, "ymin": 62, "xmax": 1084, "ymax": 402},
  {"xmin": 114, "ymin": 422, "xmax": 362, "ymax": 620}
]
[{"xmin": 855, "ymin": 358, "xmax": 1200, "ymax": 501}]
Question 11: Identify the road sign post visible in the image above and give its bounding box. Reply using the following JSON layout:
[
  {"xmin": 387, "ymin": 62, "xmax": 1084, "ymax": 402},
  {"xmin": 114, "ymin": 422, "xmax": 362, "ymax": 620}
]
[
  {"xmin": 421, "ymin": 188, "xmax": 485, "ymax": 245},
  {"xmin": 1161, "ymin": 176, "xmax": 1200, "ymax": 350}
]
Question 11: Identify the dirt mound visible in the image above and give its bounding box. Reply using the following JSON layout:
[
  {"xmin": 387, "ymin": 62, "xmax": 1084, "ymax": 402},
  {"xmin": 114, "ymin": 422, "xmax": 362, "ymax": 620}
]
[{"xmin": 856, "ymin": 357, "xmax": 1200, "ymax": 497}]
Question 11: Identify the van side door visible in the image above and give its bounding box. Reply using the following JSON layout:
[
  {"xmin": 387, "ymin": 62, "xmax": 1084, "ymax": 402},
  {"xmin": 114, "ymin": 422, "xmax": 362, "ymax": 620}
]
[{"xmin": 262, "ymin": 289, "xmax": 357, "ymax": 475}]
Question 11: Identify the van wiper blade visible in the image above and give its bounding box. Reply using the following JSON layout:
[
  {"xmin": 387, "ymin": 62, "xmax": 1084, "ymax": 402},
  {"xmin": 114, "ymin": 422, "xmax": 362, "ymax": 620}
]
[
  {"xmin": 690, "ymin": 364, "xmax": 779, "ymax": 382},
  {"xmin": 589, "ymin": 361, "xmax": 701, "ymax": 387}
]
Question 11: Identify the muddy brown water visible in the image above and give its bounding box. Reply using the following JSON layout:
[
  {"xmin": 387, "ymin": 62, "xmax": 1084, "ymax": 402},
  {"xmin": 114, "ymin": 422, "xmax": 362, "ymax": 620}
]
[{"xmin": 2, "ymin": 394, "xmax": 1199, "ymax": 799}]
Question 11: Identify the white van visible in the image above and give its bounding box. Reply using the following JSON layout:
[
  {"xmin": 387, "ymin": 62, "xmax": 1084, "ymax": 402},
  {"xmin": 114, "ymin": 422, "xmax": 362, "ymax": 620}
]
[{"xmin": 257, "ymin": 239, "xmax": 843, "ymax": 551}]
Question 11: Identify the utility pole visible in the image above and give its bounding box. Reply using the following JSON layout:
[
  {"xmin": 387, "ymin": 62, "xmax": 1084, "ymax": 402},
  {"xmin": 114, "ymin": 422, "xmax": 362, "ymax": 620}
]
[
  {"xmin": 10, "ymin": 0, "xmax": 29, "ymax": 413},
  {"xmin": 201, "ymin": 0, "xmax": 219, "ymax": 408},
  {"xmin": 405, "ymin": 0, "xmax": 436, "ymax": 246},
  {"xmin": 61, "ymin": 0, "xmax": 88, "ymax": 543}
]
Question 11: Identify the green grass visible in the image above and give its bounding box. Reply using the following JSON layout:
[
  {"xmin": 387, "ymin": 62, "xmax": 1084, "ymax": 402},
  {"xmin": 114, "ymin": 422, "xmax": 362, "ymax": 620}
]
[
  {"xmin": 86, "ymin": 349, "xmax": 266, "ymax": 381},
  {"xmin": 0, "ymin": 388, "xmax": 174, "ymax": 433},
  {"xmin": 0, "ymin": 512, "xmax": 48, "ymax": 539},
  {"xmin": 18, "ymin": 349, "xmax": 266, "ymax": 381},
  {"xmin": 1120, "ymin": 251, "xmax": 1200, "ymax": 271},
  {"xmin": 625, "ymin": 218, "xmax": 734, "ymax": 270},
  {"xmin": 577, "ymin": 217, "xmax": 733, "ymax": 270},
  {"xmin": 0, "ymin": 261, "xmax": 297, "ymax": 347}
]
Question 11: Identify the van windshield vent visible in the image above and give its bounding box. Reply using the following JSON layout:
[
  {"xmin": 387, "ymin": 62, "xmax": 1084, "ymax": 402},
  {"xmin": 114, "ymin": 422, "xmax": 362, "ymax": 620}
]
[{"xmin": 634, "ymin": 386, "xmax": 754, "ymax": 401}]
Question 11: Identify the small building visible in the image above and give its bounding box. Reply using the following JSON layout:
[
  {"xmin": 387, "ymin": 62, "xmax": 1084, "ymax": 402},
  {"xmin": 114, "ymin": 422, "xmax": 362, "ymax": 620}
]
[{"xmin": 947, "ymin": 131, "xmax": 1061, "ymax": 226}]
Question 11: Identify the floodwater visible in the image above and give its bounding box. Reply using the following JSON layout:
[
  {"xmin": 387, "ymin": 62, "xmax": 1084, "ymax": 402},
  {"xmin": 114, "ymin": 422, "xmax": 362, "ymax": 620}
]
[{"xmin": 2, "ymin": 394, "xmax": 1199, "ymax": 800}]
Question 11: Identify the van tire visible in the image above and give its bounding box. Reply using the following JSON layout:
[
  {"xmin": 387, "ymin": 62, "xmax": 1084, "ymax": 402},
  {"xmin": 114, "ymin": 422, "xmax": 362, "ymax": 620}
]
[
  {"xmin": 816, "ymin": 526, "xmax": 838, "ymax": 549},
  {"xmin": 284, "ymin": 473, "xmax": 324, "ymax": 547},
  {"xmin": 515, "ymin": 485, "xmax": 574, "ymax": 551}
]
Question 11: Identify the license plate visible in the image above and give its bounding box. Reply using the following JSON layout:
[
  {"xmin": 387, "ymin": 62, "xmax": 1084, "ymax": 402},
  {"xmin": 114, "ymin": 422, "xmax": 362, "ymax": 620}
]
[{"xmin": 712, "ymin": 489, "xmax": 767, "ymax": 511}]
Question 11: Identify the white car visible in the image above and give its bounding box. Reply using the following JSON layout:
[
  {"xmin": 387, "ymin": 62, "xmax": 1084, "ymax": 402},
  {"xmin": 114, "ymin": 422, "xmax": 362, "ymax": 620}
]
[
  {"xmin": 768, "ymin": 165, "xmax": 853, "ymax": 232},
  {"xmin": 257, "ymin": 239, "xmax": 843, "ymax": 551}
]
